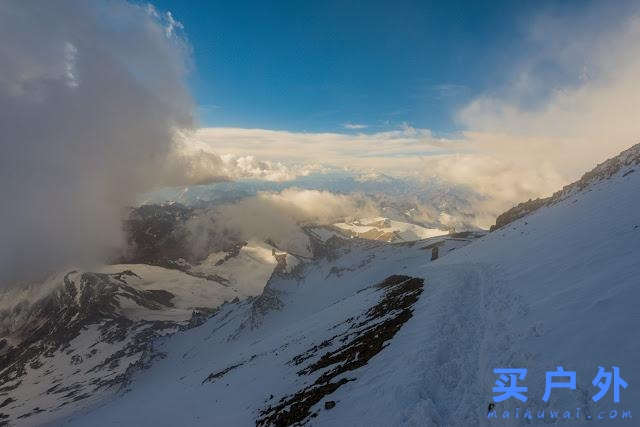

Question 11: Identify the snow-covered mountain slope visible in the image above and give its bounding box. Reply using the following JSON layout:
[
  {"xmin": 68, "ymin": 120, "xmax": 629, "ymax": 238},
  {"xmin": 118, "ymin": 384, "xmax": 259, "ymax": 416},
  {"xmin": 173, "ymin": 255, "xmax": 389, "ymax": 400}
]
[
  {"xmin": 332, "ymin": 217, "xmax": 447, "ymax": 242},
  {"xmin": 4, "ymin": 144, "xmax": 640, "ymax": 426},
  {"xmin": 0, "ymin": 237, "xmax": 304, "ymax": 425},
  {"xmin": 55, "ymin": 235, "xmax": 475, "ymax": 427},
  {"xmin": 0, "ymin": 270, "xmax": 186, "ymax": 425},
  {"xmin": 55, "ymin": 144, "xmax": 640, "ymax": 427},
  {"xmin": 0, "ymin": 231, "xmax": 474, "ymax": 426}
]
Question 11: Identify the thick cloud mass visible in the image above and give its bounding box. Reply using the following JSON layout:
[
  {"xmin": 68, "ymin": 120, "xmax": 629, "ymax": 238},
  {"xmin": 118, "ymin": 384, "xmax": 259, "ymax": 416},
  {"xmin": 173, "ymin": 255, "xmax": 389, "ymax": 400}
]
[
  {"xmin": 183, "ymin": 189, "xmax": 380, "ymax": 259},
  {"xmin": 439, "ymin": 14, "xmax": 640, "ymax": 216},
  {"xmin": 0, "ymin": 1, "xmax": 194, "ymax": 285}
]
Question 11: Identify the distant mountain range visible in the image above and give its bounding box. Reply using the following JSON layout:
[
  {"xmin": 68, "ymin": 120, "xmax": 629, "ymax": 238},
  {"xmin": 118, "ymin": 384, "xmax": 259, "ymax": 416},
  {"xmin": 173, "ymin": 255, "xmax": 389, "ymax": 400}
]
[{"xmin": 140, "ymin": 170, "xmax": 485, "ymax": 232}]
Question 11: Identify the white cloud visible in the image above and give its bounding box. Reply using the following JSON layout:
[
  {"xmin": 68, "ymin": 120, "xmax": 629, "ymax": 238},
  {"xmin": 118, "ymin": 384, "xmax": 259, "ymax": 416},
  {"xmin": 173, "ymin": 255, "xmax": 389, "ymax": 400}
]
[
  {"xmin": 343, "ymin": 122, "xmax": 368, "ymax": 129},
  {"xmin": 187, "ymin": 125, "xmax": 452, "ymax": 178},
  {"xmin": 439, "ymin": 13, "xmax": 640, "ymax": 214},
  {"xmin": 0, "ymin": 1, "xmax": 195, "ymax": 285},
  {"xmin": 185, "ymin": 189, "xmax": 380, "ymax": 258},
  {"xmin": 166, "ymin": 131, "xmax": 325, "ymax": 184},
  {"xmin": 183, "ymin": 10, "xmax": 640, "ymax": 221}
]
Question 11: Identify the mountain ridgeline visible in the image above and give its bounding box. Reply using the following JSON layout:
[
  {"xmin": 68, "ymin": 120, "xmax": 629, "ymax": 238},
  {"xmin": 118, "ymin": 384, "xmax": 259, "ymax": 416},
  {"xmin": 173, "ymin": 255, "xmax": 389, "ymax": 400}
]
[{"xmin": 490, "ymin": 142, "xmax": 640, "ymax": 231}]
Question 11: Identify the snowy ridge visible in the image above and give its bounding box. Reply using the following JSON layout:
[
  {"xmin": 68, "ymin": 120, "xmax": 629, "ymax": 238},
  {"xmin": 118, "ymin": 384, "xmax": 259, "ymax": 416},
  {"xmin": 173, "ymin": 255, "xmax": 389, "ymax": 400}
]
[{"xmin": 491, "ymin": 142, "xmax": 640, "ymax": 231}]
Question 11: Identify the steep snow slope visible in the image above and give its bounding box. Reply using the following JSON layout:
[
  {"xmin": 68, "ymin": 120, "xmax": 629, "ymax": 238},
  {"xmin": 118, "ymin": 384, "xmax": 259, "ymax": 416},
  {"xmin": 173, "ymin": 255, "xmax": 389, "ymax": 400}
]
[
  {"xmin": 32, "ymin": 235, "xmax": 466, "ymax": 427},
  {"xmin": 61, "ymin": 146, "xmax": 640, "ymax": 426},
  {"xmin": 0, "ymin": 240, "xmax": 302, "ymax": 425}
]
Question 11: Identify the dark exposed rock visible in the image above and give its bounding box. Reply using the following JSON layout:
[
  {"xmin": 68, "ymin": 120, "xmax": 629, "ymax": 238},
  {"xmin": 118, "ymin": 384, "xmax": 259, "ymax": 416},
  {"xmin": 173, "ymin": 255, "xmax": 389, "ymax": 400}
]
[
  {"xmin": 119, "ymin": 204, "xmax": 253, "ymax": 288},
  {"xmin": 215, "ymin": 241, "xmax": 248, "ymax": 266},
  {"xmin": 245, "ymin": 287, "xmax": 284, "ymax": 332},
  {"xmin": 489, "ymin": 197, "xmax": 549, "ymax": 232},
  {"xmin": 120, "ymin": 203, "xmax": 194, "ymax": 266},
  {"xmin": 202, "ymin": 362, "xmax": 244, "ymax": 384},
  {"xmin": 257, "ymin": 275, "xmax": 424, "ymax": 426},
  {"xmin": 120, "ymin": 203, "xmax": 251, "ymax": 273}
]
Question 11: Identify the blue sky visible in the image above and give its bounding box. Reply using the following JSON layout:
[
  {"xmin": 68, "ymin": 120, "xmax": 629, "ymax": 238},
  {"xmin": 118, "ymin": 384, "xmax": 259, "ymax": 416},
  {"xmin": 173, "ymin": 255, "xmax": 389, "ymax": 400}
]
[
  {"xmin": 150, "ymin": 0, "xmax": 613, "ymax": 134},
  {"xmin": 144, "ymin": 0, "xmax": 640, "ymax": 212}
]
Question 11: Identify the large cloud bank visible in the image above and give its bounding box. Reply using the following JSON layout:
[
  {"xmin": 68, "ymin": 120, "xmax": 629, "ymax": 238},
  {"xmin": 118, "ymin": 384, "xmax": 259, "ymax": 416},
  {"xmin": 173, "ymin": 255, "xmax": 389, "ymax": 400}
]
[
  {"xmin": 184, "ymin": 189, "xmax": 379, "ymax": 258},
  {"xmin": 188, "ymin": 10, "xmax": 640, "ymax": 222},
  {"xmin": 0, "ymin": 1, "xmax": 199, "ymax": 285},
  {"xmin": 435, "ymin": 12, "xmax": 640, "ymax": 215}
]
